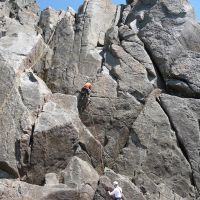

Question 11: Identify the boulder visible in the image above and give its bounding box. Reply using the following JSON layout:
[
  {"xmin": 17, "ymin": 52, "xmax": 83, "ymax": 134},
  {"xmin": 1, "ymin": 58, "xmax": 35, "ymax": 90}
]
[
  {"xmin": 0, "ymin": 179, "xmax": 80, "ymax": 200},
  {"xmin": 126, "ymin": 0, "xmax": 200, "ymax": 97},
  {"xmin": 45, "ymin": 173, "xmax": 59, "ymax": 186},
  {"xmin": 43, "ymin": 0, "xmax": 116, "ymax": 94},
  {"xmin": 28, "ymin": 94, "xmax": 103, "ymax": 184},
  {"xmin": 113, "ymin": 90, "xmax": 195, "ymax": 199},
  {"xmin": 160, "ymin": 94, "xmax": 200, "ymax": 192},
  {"xmin": 0, "ymin": 19, "xmax": 46, "ymax": 178},
  {"xmin": 94, "ymin": 168, "xmax": 146, "ymax": 200},
  {"xmin": 39, "ymin": 7, "xmax": 66, "ymax": 43},
  {"xmin": 61, "ymin": 156, "xmax": 100, "ymax": 200},
  {"xmin": 19, "ymin": 71, "xmax": 52, "ymax": 119}
]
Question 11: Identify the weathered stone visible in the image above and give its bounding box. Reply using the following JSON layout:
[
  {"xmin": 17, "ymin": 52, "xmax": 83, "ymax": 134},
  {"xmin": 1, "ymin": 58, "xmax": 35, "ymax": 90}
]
[
  {"xmin": 61, "ymin": 156, "xmax": 99, "ymax": 200},
  {"xmin": 1, "ymin": 0, "xmax": 200, "ymax": 199},
  {"xmin": 28, "ymin": 94, "xmax": 104, "ymax": 184},
  {"xmin": 160, "ymin": 94, "xmax": 200, "ymax": 192},
  {"xmin": 110, "ymin": 44, "xmax": 154, "ymax": 100},
  {"xmin": 39, "ymin": 7, "xmax": 66, "ymax": 43},
  {"xmin": 0, "ymin": 179, "xmax": 80, "ymax": 200},
  {"xmin": 49, "ymin": 94, "xmax": 104, "ymax": 172},
  {"xmin": 44, "ymin": 0, "xmax": 116, "ymax": 94},
  {"xmin": 127, "ymin": 0, "xmax": 200, "ymax": 97},
  {"xmin": 45, "ymin": 173, "xmax": 59, "ymax": 186},
  {"xmin": 133, "ymin": 170, "xmax": 192, "ymax": 200},
  {"xmin": 28, "ymin": 99, "xmax": 79, "ymax": 184},
  {"xmin": 0, "ymin": 17, "xmax": 46, "ymax": 178},
  {"xmin": 19, "ymin": 71, "xmax": 52, "ymax": 119},
  {"xmin": 113, "ymin": 91, "xmax": 195, "ymax": 199},
  {"xmin": 102, "ymin": 168, "xmax": 146, "ymax": 200},
  {"xmin": 93, "ymin": 71, "xmax": 118, "ymax": 98},
  {"xmin": 0, "ymin": 31, "xmax": 45, "ymax": 74}
]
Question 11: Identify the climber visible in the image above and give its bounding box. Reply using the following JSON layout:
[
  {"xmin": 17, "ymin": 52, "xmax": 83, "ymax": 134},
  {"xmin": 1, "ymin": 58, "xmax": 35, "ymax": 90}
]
[
  {"xmin": 108, "ymin": 181, "xmax": 123, "ymax": 200},
  {"xmin": 81, "ymin": 82, "xmax": 92, "ymax": 101}
]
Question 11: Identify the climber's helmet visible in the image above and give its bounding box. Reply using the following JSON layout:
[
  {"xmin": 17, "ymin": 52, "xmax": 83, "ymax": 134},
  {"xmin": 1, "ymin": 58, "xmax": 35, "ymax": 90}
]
[{"xmin": 113, "ymin": 181, "xmax": 118, "ymax": 187}]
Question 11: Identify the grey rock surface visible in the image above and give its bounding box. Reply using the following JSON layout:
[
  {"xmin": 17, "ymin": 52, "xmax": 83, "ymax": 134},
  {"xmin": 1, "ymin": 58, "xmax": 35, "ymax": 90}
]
[
  {"xmin": 41, "ymin": 0, "xmax": 116, "ymax": 94},
  {"xmin": 125, "ymin": 0, "xmax": 200, "ymax": 97},
  {"xmin": 61, "ymin": 156, "xmax": 99, "ymax": 200},
  {"xmin": 27, "ymin": 94, "xmax": 103, "ymax": 184},
  {"xmin": 94, "ymin": 168, "xmax": 146, "ymax": 200},
  {"xmin": 0, "ymin": 11, "xmax": 45, "ymax": 178},
  {"xmin": 113, "ymin": 90, "xmax": 195, "ymax": 199},
  {"xmin": 19, "ymin": 71, "xmax": 52, "ymax": 119},
  {"xmin": 1, "ymin": 0, "xmax": 200, "ymax": 199},
  {"xmin": 39, "ymin": 7, "xmax": 66, "ymax": 43},
  {"xmin": 0, "ymin": 179, "xmax": 80, "ymax": 200},
  {"xmin": 160, "ymin": 94, "xmax": 200, "ymax": 192}
]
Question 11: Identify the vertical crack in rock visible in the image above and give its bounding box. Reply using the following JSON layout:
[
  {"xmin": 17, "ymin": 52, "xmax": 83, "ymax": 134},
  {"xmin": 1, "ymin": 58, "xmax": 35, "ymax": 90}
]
[
  {"xmin": 157, "ymin": 97, "xmax": 197, "ymax": 189},
  {"xmin": 139, "ymin": 39, "xmax": 167, "ymax": 91},
  {"xmin": 29, "ymin": 123, "xmax": 35, "ymax": 163}
]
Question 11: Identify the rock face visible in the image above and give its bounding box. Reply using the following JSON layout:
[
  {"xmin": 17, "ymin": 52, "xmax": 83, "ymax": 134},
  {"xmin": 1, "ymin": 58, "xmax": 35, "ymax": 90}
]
[
  {"xmin": 1, "ymin": 0, "xmax": 200, "ymax": 199},
  {"xmin": 160, "ymin": 94, "xmax": 200, "ymax": 192},
  {"xmin": 128, "ymin": 0, "xmax": 200, "ymax": 97},
  {"xmin": 62, "ymin": 156, "xmax": 99, "ymax": 199}
]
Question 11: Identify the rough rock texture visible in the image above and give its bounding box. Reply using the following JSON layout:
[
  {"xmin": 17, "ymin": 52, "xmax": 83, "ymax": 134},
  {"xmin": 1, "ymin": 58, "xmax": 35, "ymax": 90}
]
[
  {"xmin": 160, "ymin": 94, "xmax": 200, "ymax": 192},
  {"xmin": 28, "ymin": 94, "xmax": 103, "ymax": 184},
  {"xmin": 43, "ymin": 0, "xmax": 117, "ymax": 94},
  {"xmin": 94, "ymin": 168, "xmax": 146, "ymax": 200},
  {"xmin": 0, "ymin": 0, "xmax": 45, "ymax": 179},
  {"xmin": 0, "ymin": 179, "xmax": 80, "ymax": 200},
  {"xmin": 126, "ymin": 0, "xmax": 200, "ymax": 97},
  {"xmin": 61, "ymin": 156, "xmax": 99, "ymax": 200},
  {"xmin": 113, "ymin": 90, "xmax": 195, "ymax": 199},
  {"xmin": 1, "ymin": 0, "xmax": 200, "ymax": 199}
]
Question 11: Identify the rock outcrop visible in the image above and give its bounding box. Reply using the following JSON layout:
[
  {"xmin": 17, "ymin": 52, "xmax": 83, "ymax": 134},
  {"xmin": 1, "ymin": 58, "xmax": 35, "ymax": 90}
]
[{"xmin": 1, "ymin": 0, "xmax": 200, "ymax": 199}]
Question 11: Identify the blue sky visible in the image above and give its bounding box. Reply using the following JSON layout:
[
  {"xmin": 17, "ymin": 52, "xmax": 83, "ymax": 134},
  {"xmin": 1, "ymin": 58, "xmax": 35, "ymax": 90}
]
[{"xmin": 36, "ymin": 0, "xmax": 200, "ymax": 21}]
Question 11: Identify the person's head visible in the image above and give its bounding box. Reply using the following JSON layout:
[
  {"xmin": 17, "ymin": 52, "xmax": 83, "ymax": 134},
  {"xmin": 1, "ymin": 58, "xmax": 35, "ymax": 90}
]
[{"xmin": 113, "ymin": 181, "xmax": 118, "ymax": 188}]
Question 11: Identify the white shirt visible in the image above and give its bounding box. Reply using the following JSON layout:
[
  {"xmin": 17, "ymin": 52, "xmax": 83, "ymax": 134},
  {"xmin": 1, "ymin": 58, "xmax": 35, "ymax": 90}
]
[{"xmin": 109, "ymin": 186, "xmax": 122, "ymax": 198}]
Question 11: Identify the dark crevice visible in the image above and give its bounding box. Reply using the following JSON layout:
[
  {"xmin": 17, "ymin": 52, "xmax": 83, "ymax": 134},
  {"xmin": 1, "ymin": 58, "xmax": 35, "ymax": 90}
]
[
  {"xmin": 120, "ymin": 41, "xmax": 157, "ymax": 84},
  {"xmin": 27, "ymin": 72, "xmax": 38, "ymax": 82},
  {"xmin": 130, "ymin": 130, "xmax": 147, "ymax": 149},
  {"xmin": 97, "ymin": 42, "xmax": 104, "ymax": 48},
  {"xmin": 160, "ymin": 2, "xmax": 186, "ymax": 19},
  {"xmin": 166, "ymin": 70, "xmax": 200, "ymax": 98},
  {"xmin": 15, "ymin": 139, "xmax": 21, "ymax": 162},
  {"xmin": 29, "ymin": 124, "xmax": 35, "ymax": 166},
  {"xmin": 79, "ymin": 142, "xmax": 89, "ymax": 154},
  {"xmin": 146, "ymin": 67, "xmax": 157, "ymax": 83},
  {"xmin": 190, "ymin": 171, "xmax": 196, "ymax": 189},
  {"xmin": 29, "ymin": 124, "xmax": 35, "ymax": 147},
  {"xmin": 140, "ymin": 186, "xmax": 147, "ymax": 195},
  {"xmin": 0, "ymin": 162, "xmax": 18, "ymax": 178},
  {"xmin": 139, "ymin": 40, "xmax": 167, "ymax": 91},
  {"xmin": 104, "ymin": 135, "xmax": 109, "ymax": 147},
  {"xmin": 123, "ymin": 133, "xmax": 130, "ymax": 148},
  {"xmin": 18, "ymin": 86, "xmax": 24, "ymax": 102},
  {"xmin": 157, "ymin": 98, "xmax": 196, "ymax": 188},
  {"xmin": 127, "ymin": 89, "xmax": 145, "ymax": 104}
]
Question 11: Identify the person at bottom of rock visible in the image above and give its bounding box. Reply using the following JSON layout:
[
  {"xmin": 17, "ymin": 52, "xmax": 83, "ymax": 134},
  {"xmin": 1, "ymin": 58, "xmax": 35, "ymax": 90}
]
[
  {"xmin": 108, "ymin": 181, "xmax": 122, "ymax": 200},
  {"xmin": 81, "ymin": 82, "xmax": 92, "ymax": 101}
]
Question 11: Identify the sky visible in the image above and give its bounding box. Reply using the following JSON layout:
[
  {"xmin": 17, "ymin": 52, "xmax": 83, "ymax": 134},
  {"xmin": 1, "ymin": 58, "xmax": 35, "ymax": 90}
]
[{"xmin": 36, "ymin": 0, "xmax": 200, "ymax": 21}]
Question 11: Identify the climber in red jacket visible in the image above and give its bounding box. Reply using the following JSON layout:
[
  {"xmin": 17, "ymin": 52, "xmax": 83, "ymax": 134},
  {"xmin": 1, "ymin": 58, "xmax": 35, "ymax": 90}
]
[{"xmin": 81, "ymin": 82, "xmax": 92, "ymax": 100}]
